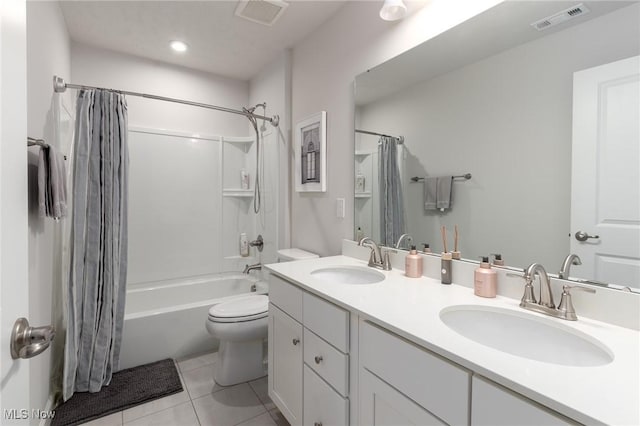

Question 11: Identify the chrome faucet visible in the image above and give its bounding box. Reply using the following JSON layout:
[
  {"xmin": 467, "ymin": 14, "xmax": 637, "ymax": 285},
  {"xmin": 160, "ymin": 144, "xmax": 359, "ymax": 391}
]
[
  {"xmin": 558, "ymin": 254, "xmax": 582, "ymax": 279},
  {"xmin": 524, "ymin": 263, "xmax": 555, "ymax": 308},
  {"xmin": 509, "ymin": 262, "xmax": 595, "ymax": 321},
  {"xmin": 243, "ymin": 263, "xmax": 262, "ymax": 274},
  {"xmin": 394, "ymin": 233, "xmax": 413, "ymax": 250},
  {"xmin": 359, "ymin": 237, "xmax": 392, "ymax": 271}
]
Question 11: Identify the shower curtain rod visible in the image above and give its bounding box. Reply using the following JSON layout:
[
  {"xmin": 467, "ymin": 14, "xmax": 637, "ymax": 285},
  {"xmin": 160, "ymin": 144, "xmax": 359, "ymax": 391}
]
[
  {"xmin": 355, "ymin": 129, "xmax": 404, "ymax": 144},
  {"xmin": 53, "ymin": 76, "xmax": 280, "ymax": 127}
]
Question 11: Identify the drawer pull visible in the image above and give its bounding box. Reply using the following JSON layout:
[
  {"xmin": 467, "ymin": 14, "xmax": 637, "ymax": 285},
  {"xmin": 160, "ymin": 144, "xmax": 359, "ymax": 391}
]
[
  {"xmin": 314, "ymin": 423, "xmax": 322, "ymax": 426},
  {"xmin": 314, "ymin": 355, "xmax": 323, "ymax": 364},
  {"xmin": 292, "ymin": 338, "xmax": 300, "ymax": 345}
]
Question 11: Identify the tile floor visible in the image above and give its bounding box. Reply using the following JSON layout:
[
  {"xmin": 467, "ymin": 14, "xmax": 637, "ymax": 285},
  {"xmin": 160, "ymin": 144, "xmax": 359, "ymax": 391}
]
[{"xmin": 80, "ymin": 352, "xmax": 289, "ymax": 426}]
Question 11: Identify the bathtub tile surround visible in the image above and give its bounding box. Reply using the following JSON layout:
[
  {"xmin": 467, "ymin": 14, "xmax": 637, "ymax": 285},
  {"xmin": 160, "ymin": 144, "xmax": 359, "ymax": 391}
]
[{"xmin": 79, "ymin": 353, "xmax": 285, "ymax": 426}]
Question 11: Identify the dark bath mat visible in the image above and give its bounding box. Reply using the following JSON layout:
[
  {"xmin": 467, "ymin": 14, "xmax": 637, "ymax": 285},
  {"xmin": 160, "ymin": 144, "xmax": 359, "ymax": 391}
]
[{"xmin": 52, "ymin": 358, "xmax": 183, "ymax": 426}]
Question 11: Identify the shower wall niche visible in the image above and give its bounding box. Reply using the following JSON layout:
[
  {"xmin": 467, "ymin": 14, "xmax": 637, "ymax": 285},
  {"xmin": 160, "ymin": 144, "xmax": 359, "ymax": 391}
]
[{"xmin": 127, "ymin": 127, "xmax": 264, "ymax": 287}]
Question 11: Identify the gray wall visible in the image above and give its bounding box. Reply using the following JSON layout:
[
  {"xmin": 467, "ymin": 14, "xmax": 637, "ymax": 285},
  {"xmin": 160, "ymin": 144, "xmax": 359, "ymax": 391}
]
[
  {"xmin": 26, "ymin": 0, "xmax": 71, "ymax": 411},
  {"xmin": 290, "ymin": 0, "xmax": 502, "ymax": 256}
]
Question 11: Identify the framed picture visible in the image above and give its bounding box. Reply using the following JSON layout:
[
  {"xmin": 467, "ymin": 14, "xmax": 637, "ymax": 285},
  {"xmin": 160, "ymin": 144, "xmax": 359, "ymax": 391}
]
[{"xmin": 295, "ymin": 111, "xmax": 327, "ymax": 192}]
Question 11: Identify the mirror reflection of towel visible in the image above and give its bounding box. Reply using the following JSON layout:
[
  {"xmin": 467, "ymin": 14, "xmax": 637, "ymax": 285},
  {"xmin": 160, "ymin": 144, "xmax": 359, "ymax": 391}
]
[
  {"xmin": 424, "ymin": 176, "xmax": 453, "ymax": 211},
  {"xmin": 436, "ymin": 176, "xmax": 453, "ymax": 211},
  {"xmin": 424, "ymin": 177, "xmax": 438, "ymax": 210}
]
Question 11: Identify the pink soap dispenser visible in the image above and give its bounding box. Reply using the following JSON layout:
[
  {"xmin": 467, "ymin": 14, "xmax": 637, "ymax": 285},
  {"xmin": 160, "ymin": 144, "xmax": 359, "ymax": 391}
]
[
  {"xmin": 405, "ymin": 245, "xmax": 423, "ymax": 278},
  {"xmin": 474, "ymin": 256, "xmax": 497, "ymax": 298}
]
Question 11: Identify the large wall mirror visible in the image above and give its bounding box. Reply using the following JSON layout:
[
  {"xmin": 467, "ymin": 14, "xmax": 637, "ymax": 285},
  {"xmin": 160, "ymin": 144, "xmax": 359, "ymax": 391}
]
[{"xmin": 354, "ymin": 1, "xmax": 639, "ymax": 290}]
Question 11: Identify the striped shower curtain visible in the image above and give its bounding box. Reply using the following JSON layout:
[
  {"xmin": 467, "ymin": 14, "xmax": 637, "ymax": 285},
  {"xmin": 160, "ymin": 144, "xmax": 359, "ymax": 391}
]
[
  {"xmin": 63, "ymin": 89, "xmax": 129, "ymax": 400},
  {"xmin": 378, "ymin": 136, "xmax": 405, "ymax": 247}
]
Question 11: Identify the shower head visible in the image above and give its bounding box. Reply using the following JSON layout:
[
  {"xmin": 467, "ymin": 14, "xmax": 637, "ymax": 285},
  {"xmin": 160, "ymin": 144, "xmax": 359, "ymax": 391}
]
[
  {"xmin": 253, "ymin": 103, "xmax": 268, "ymax": 131},
  {"xmin": 243, "ymin": 102, "xmax": 271, "ymax": 130}
]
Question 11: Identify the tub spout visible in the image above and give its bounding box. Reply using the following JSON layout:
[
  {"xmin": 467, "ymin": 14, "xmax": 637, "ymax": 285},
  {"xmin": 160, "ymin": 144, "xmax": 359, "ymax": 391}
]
[{"xmin": 243, "ymin": 263, "xmax": 262, "ymax": 274}]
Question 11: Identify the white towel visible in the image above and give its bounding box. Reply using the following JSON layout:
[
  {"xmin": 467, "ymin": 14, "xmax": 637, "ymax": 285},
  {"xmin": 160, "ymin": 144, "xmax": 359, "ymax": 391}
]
[
  {"xmin": 424, "ymin": 177, "xmax": 438, "ymax": 210},
  {"xmin": 436, "ymin": 176, "xmax": 453, "ymax": 211}
]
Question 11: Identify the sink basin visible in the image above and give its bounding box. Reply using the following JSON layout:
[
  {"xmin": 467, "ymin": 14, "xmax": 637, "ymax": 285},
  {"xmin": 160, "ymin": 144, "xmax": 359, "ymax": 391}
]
[
  {"xmin": 440, "ymin": 305, "xmax": 613, "ymax": 367},
  {"xmin": 310, "ymin": 266, "xmax": 385, "ymax": 284}
]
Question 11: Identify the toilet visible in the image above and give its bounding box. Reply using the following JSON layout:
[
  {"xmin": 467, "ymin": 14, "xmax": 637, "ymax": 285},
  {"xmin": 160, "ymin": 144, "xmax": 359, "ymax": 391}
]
[
  {"xmin": 206, "ymin": 248, "xmax": 318, "ymax": 386},
  {"xmin": 277, "ymin": 248, "xmax": 319, "ymax": 262}
]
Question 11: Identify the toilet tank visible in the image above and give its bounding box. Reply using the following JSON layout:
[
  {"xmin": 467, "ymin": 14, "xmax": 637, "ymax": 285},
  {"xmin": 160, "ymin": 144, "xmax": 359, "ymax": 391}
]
[{"xmin": 277, "ymin": 248, "xmax": 319, "ymax": 262}]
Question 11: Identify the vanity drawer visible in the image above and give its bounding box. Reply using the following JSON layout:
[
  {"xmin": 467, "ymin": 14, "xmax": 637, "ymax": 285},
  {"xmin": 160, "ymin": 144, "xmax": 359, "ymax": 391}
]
[
  {"xmin": 360, "ymin": 321, "xmax": 470, "ymax": 426},
  {"xmin": 269, "ymin": 274, "xmax": 303, "ymax": 322},
  {"xmin": 303, "ymin": 328, "xmax": 349, "ymax": 397},
  {"xmin": 303, "ymin": 292, "xmax": 349, "ymax": 352},
  {"xmin": 303, "ymin": 365, "xmax": 349, "ymax": 426}
]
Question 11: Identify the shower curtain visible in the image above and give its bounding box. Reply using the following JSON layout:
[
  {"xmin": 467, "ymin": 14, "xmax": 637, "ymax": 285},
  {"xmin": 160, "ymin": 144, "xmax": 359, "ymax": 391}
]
[
  {"xmin": 63, "ymin": 89, "xmax": 129, "ymax": 400},
  {"xmin": 378, "ymin": 136, "xmax": 405, "ymax": 247}
]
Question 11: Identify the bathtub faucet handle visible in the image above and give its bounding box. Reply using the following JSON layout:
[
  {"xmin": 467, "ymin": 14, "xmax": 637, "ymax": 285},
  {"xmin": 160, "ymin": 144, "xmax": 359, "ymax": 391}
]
[{"xmin": 249, "ymin": 235, "xmax": 264, "ymax": 252}]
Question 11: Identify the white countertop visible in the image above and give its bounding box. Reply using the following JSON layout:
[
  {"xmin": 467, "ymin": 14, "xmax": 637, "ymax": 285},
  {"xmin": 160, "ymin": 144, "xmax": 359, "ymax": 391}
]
[{"xmin": 265, "ymin": 255, "xmax": 640, "ymax": 426}]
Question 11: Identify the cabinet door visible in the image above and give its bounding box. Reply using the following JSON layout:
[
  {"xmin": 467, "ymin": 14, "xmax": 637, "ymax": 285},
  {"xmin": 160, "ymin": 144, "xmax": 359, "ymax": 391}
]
[
  {"xmin": 471, "ymin": 376, "xmax": 576, "ymax": 426},
  {"xmin": 360, "ymin": 369, "xmax": 445, "ymax": 426},
  {"xmin": 269, "ymin": 304, "xmax": 303, "ymax": 426},
  {"xmin": 303, "ymin": 365, "xmax": 349, "ymax": 426}
]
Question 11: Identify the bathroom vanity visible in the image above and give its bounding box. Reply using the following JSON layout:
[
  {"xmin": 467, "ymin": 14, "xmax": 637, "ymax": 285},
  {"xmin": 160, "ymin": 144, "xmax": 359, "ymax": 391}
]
[{"xmin": 265, "ymin": 245, "xmax": 639, "ymax": 426}]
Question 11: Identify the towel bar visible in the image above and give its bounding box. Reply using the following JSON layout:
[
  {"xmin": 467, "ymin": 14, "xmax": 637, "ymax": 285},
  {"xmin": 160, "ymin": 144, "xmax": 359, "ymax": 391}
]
[{"xmin": 410, "ymin": 173, "xmax": 471, "ymax": 182}]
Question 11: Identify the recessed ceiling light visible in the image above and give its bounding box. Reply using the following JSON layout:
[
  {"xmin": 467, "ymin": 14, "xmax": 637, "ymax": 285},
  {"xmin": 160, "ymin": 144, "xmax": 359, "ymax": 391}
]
[{"xmin": 170, "ymin": 40, "xmax": 188, "ymax": 53}]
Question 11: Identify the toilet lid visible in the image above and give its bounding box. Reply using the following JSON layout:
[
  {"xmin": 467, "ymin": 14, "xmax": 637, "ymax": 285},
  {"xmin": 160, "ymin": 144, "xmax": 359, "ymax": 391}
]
[{"xmin": 208, "ymin": 295, "xmax": 268, "ymax": 319}]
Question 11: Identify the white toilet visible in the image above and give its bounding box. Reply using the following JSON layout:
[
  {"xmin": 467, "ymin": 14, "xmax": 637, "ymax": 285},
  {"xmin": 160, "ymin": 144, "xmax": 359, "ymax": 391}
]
[
  {"xmin": 206, "ymin": 248, "xmax": 318, "ymax": 386},
  {"xmin": 277, "ymin": 248, "xmax": 319, "ymax": 262}
]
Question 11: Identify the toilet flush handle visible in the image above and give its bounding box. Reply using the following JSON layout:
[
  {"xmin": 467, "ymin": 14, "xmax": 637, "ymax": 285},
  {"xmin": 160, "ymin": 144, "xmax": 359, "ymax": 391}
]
[{"xmin": 292, "ymin": 338, "xmax": 300, "ymax": 345}]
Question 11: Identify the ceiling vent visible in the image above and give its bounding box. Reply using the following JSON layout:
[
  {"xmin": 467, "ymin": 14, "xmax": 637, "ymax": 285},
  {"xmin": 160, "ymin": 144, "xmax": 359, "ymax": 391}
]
[
  {"xmin": 531, "ymin": 3, "xmax": 590, "ymax": 31},
  {"xmin": 235, "ymin": 0, "xmax": 289, "ymax": 26}
]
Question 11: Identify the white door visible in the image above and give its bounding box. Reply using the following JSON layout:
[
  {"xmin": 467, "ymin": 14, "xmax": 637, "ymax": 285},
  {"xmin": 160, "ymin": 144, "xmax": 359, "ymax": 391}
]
[
  {"xmin": 570, "ymin": 55, "xmax": 640, "ymax": 289},
  {"xmin": 0, "ymin": 0, "xmax": 31, "ymax": 422}
]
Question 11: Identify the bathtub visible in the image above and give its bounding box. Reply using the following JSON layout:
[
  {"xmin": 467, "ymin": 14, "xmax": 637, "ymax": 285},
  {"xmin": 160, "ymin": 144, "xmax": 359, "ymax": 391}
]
[{"xmin": 119, "ymin": 273, "xmax": 268, "ymax": 370}]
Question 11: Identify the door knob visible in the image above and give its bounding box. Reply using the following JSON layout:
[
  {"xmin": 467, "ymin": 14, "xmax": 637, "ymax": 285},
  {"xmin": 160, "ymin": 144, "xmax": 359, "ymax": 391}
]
[
  {"xmin": 575, "ymin": 231, "xmax": 599, "ymax": 242},
  {"xmin": 10, "ymin": 318, "xmax": 55, "ymax": 359}
]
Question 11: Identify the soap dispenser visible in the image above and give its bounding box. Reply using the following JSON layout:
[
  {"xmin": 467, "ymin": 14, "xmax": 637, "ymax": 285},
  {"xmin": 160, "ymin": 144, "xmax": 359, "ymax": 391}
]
[
  {"xmin": 474, "ymin": 256, "xmax": 497, "ymax": 298},
  {"xmin": 441, "ymin": 252, "xmax": 452, "ymax": 284},
  {"xmin": 405, "ymin": 245, "xmax": 423, "ymax": 278},
  {"xmin": 491, "ymin": 253, "xmax": 505, "ymax": 266}
]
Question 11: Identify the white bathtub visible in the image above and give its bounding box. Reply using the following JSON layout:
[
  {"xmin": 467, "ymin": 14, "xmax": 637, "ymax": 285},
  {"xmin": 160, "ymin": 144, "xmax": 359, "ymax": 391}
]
[{"xmin": 119, "ymin": 273, "xmax": 268, "ymax": 370}]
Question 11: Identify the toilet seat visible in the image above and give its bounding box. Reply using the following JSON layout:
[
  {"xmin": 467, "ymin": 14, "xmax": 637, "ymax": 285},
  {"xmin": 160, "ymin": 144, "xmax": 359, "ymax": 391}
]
[{"xmin": 208, "ymin": 295, "xmax": 268, "ymax": 323}]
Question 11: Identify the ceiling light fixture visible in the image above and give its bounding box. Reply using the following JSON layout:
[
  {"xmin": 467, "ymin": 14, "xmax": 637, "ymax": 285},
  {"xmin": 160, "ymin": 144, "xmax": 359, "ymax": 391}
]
[
  {"xmin": 170, "ymin": 40, "xmax": 188, "ymax": 53},
  {"xmin": 380, "ymin": 0, "xmax": 407, "ymax": 21}
]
